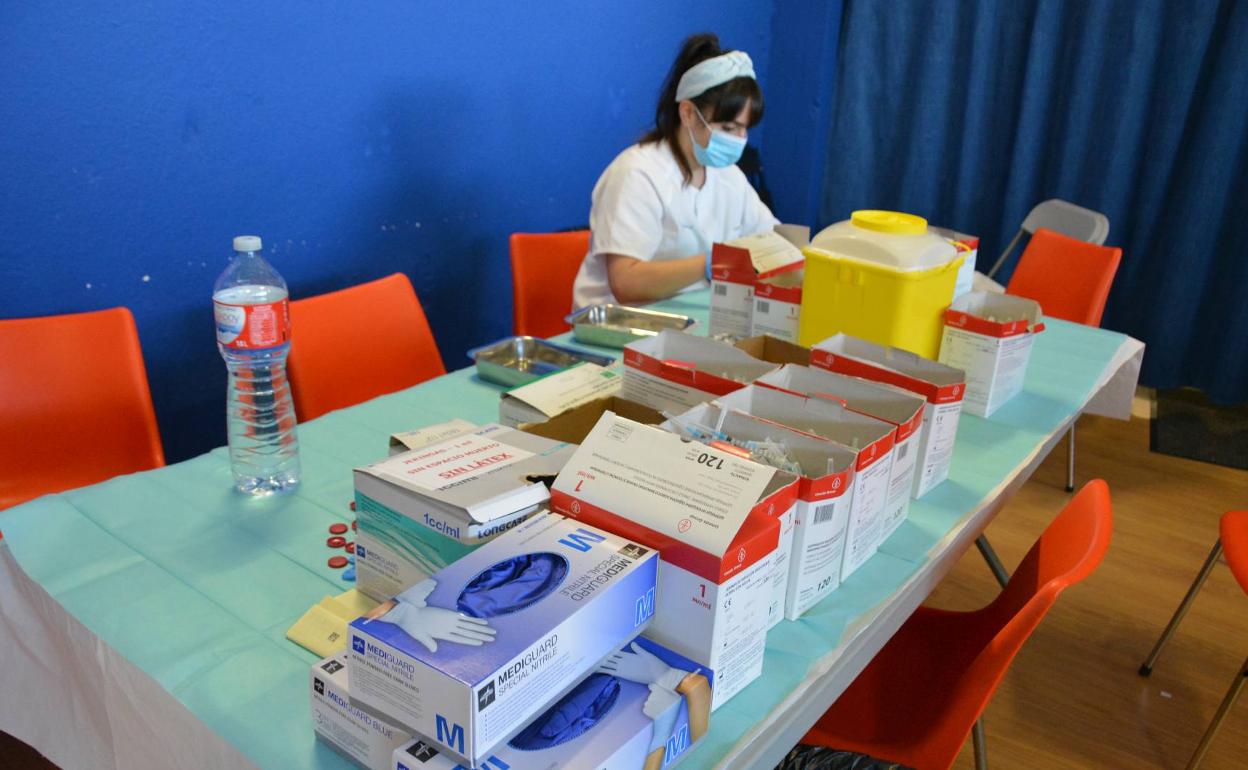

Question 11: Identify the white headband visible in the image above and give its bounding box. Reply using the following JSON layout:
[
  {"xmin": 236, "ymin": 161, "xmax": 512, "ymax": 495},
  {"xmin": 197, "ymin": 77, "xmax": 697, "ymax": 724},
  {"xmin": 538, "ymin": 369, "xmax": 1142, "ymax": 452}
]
[{"xmin": 674, "ymin": 51, "xmax": 756, "ymax": 102}]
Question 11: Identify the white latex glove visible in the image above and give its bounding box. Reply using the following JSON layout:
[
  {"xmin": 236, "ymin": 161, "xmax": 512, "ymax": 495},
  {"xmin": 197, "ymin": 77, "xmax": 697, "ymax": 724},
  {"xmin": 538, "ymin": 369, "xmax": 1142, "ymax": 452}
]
[
  {"xmin": 394, "ymin": 578, "xmax": 438, "ymax": 607},
  {"xmin": 644, "ymin": 684, "xmax": 683, "ymax": 752},
  {"xmin": 598, "ymin": 642, "xmax": 689, "ymax": 691},
  {"xmin": 371, "ymin": 579, "xmax": 497, "ymax": 653}
]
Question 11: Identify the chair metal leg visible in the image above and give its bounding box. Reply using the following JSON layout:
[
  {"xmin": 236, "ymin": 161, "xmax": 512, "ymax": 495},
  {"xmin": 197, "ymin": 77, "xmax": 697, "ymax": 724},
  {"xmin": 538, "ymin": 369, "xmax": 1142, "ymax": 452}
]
[
  {"xmin": 986, "ymin": 230, "xmax": 1025, "ymax": 280},
  {"xmin": 1185, "ymin": 654, "xmax": 1248, "ymax": 770},
  {"xmin": 972, "ymin": 718, "xmax": 988, "ymax": 770},
  {"xmin": 1065, "ymin": 422, "xmax": 1076, "ymax": 492},
  {"xmin": 1139, "ymin": 540, "xmax": 1223, "ymax": 676},
  {"xmin": 976, "ymin": 535, "xmax": 1011, "ymax": 589}
]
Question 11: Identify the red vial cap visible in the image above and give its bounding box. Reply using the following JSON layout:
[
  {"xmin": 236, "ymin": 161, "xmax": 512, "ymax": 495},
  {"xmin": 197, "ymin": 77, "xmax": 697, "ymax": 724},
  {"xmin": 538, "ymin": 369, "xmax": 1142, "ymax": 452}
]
[
  {"xmin": 329, "ymin": 523, "xmax": 349, "ymax": 535},
  {"xmin": 345, "ymin": 542, "xmax": 355, "ymax": 554},
  {"xmin": 328, "ymin": 556, "xmax": 349, "ymax": 569},
  {"xmin": 327, "ymin": 536, "xmax": 347, "ymax": 549}
]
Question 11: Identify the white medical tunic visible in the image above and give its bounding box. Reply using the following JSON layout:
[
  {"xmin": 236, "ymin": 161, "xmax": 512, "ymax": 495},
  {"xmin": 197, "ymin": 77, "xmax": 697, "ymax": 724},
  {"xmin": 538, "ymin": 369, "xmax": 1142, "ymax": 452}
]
[{"xmin": 571, "ymin": 140, "xmax": 778, "ymax": 309}]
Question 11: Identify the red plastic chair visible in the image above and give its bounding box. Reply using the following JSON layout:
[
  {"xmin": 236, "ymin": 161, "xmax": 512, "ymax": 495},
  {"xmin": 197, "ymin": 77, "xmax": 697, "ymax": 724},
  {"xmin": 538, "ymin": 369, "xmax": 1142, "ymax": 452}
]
[
  {"xmin": 1005, "ymin": 227, "xmax": 1122, "ymax": 326},
  {"xmin": 288, "ymin": 273, "xmax": 445, "ymax": 422},
  {"xmin": 510, "ymin": 230, "xmax": 590, "ymax": 338},
  {"xmin": 803, "ymin": 480, "xmax": 1114, "ymax": 770},
  {"xmin": 996, "ymin": 226, "xmax": 1124, "ymax": 509},
  {"xmin": 0, "ymin": 307, "xmax": 165, "ymax": 510},
  {"xmin": 1140, "ymin": 510, "xmax": 1248, "ymax": 769}
]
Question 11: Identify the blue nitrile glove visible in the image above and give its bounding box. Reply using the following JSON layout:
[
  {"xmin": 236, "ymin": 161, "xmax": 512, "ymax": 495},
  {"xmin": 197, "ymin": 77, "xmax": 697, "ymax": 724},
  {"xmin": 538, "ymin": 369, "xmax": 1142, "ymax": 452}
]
[
  {"xmin": 508, "ymin": 673, "xmax": 621, "ymax": 751},
  {"xmin": 456, "ymin": 552, "xmax": 569, "ymax": 619}
]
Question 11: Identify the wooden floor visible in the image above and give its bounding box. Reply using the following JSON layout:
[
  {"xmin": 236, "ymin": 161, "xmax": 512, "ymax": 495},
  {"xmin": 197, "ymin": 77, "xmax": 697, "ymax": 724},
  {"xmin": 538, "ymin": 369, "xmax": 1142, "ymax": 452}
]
[
  {"xmin": 936, "ymin": 413, "xmax": 1248, "ymax": 769},
  {"xmin": 4, "ymin": 413, "xmax": 1244, "ymax": 770}
]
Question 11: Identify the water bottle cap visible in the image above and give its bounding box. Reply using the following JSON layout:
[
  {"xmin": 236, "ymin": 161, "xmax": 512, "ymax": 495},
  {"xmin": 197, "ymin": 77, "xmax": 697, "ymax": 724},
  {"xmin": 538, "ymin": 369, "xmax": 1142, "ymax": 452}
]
[{"xmin": 233, "ymin": 235, "xmax": 263, "ymax": 252}]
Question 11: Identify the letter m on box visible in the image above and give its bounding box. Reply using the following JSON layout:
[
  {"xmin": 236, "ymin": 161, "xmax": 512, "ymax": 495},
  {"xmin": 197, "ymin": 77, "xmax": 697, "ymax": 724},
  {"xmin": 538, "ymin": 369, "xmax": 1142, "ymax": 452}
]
[
  {"xmin": 436, "ymin": 714, "xmax": 465, "ymax": 754},
  {"xmin": 558, "ymin": 527, "xmax": 606, "ymax": 552},
  {"xmin": 635, "ymin": 586, "xmax": 655, "ymax": 626}
]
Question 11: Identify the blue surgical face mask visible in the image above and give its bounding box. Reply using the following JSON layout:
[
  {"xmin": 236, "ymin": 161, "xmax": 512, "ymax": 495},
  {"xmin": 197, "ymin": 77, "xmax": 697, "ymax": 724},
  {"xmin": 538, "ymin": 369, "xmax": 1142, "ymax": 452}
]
[{"xmin": 689, "ymin": 109, "xmax": 747, "ymax": 168}]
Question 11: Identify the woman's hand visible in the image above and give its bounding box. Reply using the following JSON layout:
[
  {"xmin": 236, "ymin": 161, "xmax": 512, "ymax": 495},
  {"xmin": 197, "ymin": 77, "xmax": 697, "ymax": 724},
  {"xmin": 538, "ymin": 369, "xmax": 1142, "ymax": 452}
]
[{"xmin": 606, "ymin": 253, "xmax": 706, "ymax": 305}]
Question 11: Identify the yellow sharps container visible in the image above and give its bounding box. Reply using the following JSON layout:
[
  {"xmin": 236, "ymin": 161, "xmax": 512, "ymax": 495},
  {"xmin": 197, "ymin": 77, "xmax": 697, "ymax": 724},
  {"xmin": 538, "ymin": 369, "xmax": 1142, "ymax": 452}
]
[{"xmin": 798, "ymin": 210, "xmax": 964, "ymax": 359}]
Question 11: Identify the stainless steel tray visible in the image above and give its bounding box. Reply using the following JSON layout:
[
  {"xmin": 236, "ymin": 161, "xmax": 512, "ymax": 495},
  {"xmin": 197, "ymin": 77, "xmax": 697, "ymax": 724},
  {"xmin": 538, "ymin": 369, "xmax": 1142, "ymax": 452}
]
[
  {"xmin": 467, "ymin": 336, "xmax": 615, "ymax": 387},
  {"xmin": 564, "ymin": 304, "xmax": 697, "ymax": 348}
]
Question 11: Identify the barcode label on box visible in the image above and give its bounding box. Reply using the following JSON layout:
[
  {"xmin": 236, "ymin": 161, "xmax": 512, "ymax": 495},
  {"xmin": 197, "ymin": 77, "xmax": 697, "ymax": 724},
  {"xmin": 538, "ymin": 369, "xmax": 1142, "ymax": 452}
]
[
  {"xmin": 896, "ymin": 442, "xmax": 908, "ymax": 461},
  {"xmin": 756, "ymin": 300, "xmax": 770, "ymax": 314},
  {"xmin": 714, "ymin": 283, "xmax": 728, "ymax": 297},
  {"xmin": 813, "ymin": 502, "xmax": 839, "ymax": 524}
]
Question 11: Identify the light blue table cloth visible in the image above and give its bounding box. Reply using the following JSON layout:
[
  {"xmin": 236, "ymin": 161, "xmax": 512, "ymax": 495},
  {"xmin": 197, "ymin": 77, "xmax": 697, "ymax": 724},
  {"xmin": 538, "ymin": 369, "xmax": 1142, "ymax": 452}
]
[{"xmin": 1, "ymin": 289, "xmax": 1129, "ymax": 769}]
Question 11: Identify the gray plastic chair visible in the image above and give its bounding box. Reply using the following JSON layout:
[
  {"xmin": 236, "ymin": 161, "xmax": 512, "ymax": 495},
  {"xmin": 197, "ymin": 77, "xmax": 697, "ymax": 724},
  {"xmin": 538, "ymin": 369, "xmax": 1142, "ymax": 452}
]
[
  {"xmin": 986, "ymin": 199, "xmax": 1110, "ymax": 279},
  {"xmin": 976, "ymin": 199, "xmax": 1111, "ymax": 592}
]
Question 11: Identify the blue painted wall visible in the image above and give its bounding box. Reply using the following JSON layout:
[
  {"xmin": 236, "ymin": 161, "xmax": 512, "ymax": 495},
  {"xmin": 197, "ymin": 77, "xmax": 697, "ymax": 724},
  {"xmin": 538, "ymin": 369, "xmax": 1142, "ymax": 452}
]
[
  {"xmin": 0, "ymin": 3, "xmax": 772, "ymax": 461},
  {"xmin": 760, "ymin": 0, "xmax": 843, "ymax": 227}
]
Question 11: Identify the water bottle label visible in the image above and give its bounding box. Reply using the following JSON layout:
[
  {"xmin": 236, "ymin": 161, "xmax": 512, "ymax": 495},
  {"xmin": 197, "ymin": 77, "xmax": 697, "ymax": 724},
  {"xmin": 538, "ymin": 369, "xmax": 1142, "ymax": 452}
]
[{"xmin": 214, "ymin": 299, "xmax": 290, "ymax": 349}]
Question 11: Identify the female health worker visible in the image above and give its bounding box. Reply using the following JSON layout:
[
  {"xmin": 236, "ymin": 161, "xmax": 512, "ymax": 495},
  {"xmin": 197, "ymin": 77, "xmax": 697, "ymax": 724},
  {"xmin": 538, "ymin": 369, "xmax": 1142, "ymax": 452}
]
[{"xmin": 571, "ymin": 34, "xmax": 778, "ymax": 308}]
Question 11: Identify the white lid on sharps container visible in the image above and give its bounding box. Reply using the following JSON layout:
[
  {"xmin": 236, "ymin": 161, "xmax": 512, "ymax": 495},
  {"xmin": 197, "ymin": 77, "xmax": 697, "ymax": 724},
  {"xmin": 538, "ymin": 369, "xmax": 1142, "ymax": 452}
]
[{"xmin": 233, "ymin": 235, "xmax": 263, "ymax": 252}]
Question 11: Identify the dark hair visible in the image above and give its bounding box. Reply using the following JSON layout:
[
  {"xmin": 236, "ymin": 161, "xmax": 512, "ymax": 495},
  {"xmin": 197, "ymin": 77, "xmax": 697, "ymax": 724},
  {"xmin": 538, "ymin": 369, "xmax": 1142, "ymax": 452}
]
[{"xmin": 642, "ymin": 33, "xmax": 764, "ymax": 185}]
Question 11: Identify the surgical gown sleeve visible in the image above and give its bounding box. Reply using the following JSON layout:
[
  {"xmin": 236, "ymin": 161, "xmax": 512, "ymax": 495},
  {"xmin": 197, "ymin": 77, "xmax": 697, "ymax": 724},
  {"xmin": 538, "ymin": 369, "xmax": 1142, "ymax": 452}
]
[
  {"xmin": 736, "ymin": 176, "xmax": 780, "ymax": 238},
  {"xmin": 589, "ymin": 165, "xmax": 666, "ymax": 262}
]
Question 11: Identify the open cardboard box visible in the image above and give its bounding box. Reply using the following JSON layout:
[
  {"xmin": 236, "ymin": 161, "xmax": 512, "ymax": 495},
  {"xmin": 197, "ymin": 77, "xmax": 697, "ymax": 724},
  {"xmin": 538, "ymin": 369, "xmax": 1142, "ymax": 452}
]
[
  {"xmin": 517, "ymin": 394, "xmax": 664, "ymax": 445},
  {"xmin": 715, "ymin": 385, "xmax": 896, "ymax": 580},
  {"xmin": 734, "ymin": 334, "xmax": 811, "ymax": 367},
  {"xmin": 621, "ymin": 330, "xmax": 776, "ymax": 413},
  {"xmin": 709, "ymin": 225, "xmax": 808, "ymax": 339},
  {"xmin": 757, "ymin": 364, "xmax": 926, "ymax": 539},
  {"xmin": 939, "ymin": 291, "xmax": 1044, "ymax": 418},
  {"xmin": 550, "ymin": 412, "xmax": 798, "ymax": 711},
  {"xmin": 665, "ymin": 403, "xmax": 857, "ymax": 621},
  {"xmin": 812, "ymin": 333, "xmax": 966, "ymax": 498},
  {"xmin": 751, "ymin": 268, "xmax": 804, "ymax": 342}
]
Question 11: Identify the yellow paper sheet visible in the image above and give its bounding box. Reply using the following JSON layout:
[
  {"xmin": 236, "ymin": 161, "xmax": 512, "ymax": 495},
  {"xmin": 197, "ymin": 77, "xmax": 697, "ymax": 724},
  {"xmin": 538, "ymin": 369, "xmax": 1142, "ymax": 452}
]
[
  {"xmin": 285, "ymin": 604, "xmax": 349, "ymax": 658},
  {"xmin": 334, "ymin": 588, "xmax": 380, "ymax": 617}
]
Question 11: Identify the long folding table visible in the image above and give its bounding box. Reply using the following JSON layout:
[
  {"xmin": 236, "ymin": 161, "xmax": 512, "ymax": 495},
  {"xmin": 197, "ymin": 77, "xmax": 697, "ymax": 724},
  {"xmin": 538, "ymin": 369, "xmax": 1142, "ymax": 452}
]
[{"xmin": 0, "ymin": 288, "xmax": 1142, "ymax": 770}]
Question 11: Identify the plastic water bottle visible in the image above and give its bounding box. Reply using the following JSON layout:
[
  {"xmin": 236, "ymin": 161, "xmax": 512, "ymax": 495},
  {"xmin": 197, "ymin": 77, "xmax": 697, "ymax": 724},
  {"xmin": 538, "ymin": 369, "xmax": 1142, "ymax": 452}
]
[{"xmin": 213, "ymin": 235, "xmax": 301, "ymax": 496}]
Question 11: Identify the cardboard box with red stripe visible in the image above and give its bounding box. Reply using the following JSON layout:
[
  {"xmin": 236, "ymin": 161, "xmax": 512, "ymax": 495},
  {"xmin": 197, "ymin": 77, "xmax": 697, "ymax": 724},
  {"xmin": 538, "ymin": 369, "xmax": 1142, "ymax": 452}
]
[
  {"xmin": 751, "ymin": 270, "xmax": 804, "ymax": 343},
  {"xmin": 621, "ymin": 330, "xmax": 777, "ymax": 414},
  {"xmin": 659, "ymin": 406, "xmax": 797, "ymax": 630},
  {"xmin": 714, "ymin": 385, "xmax": 896, "ymax": 581},
  {"xmin": 939, "ymin": 291, "xmax": 1044, "ymax": 418},
  {"xmin": 549, "ymin": 412, "xmax": 798, "ymax": 711},
  {"xmin": 812, "ymin": 334, "xmax": 966, "ymax": 498},
  {"xmin": 756, "ymin": 364, "xmax": 926, "ymax": 541},
  {"xmin": 709, "ymin": 227, "xmax": 806, "ymax": 339},
  {"xmin": 664, "ymin": 401, "xmax": 858, "ymax": 620},
  {"xmin": 734, "ymin": 334, "xmax": 811, "ymax": 367}
]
